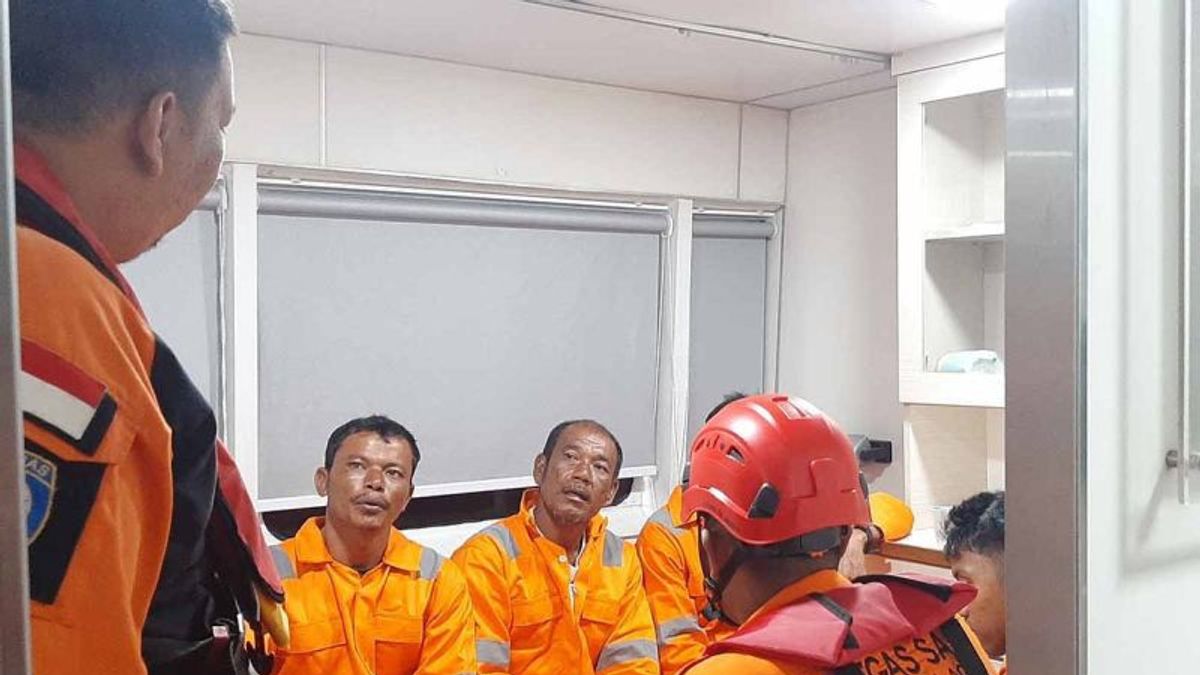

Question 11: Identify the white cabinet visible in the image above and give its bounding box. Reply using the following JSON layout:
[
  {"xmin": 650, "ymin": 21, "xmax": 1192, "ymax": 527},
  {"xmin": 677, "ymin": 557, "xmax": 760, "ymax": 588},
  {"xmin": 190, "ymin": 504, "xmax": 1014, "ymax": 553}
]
[
  {"xmin": 896, "ymin": 50, "xmax": 1006, "ymax": 530},
  {"xmin": 898, "ymin": 54, "xmax": 1006, "ymax": 408}
]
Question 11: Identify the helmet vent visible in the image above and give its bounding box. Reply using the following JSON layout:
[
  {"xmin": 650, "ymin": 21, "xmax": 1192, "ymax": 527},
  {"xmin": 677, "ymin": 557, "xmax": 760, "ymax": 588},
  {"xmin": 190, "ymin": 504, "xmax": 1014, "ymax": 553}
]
[
  {"xmin": 748, "ymin": 483, "xmax": 779, "ymax": 519},
  {"xmin": 725, "ymin": 447, "xmax": 745, "ymax": 464}
]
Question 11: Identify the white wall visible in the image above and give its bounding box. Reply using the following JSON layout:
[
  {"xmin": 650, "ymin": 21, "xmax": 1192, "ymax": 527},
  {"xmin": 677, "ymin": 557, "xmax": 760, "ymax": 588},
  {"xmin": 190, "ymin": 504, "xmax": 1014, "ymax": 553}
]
[
  {"xmin": 227, "ymin": 34, "xmax": 787, "ymax": 202},
  {"xmin": 1085, "ymin": 0, "xmax": 1200, "ymax": 670},
  {"xmin": 779, "ymin": 89, "xmax": 904, "ymax": 495}
]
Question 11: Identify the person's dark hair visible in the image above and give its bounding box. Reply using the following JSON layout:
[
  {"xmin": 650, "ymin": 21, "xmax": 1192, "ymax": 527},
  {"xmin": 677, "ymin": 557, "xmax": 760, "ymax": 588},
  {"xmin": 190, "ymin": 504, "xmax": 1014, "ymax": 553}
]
[
  {"xmin": 541, "ymin": 420, "xmax": 624, "ymax": 476},
  {"xmin": 324, "ymin": 415, "xmax": 421, "ymax": 473},
  {"xmin": 705, "ymin": 391, "xmax": 749, "ymax": 423},
  {"xmin": 943, "ymin": 491, "xmax": 1005, "ymax": 560},
  {"xmin": 11, "ymin": 0, "xmax": 238, "ymax": 133}
]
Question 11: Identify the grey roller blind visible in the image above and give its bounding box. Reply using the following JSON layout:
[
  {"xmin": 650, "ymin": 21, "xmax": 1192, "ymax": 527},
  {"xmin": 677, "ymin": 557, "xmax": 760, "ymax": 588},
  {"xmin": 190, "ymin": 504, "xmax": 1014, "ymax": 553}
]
[
  {"xmin": 257, "ymin": 198, "xmax": 662, "ymax": 500},
  {"xmin": 687, "ymin": 235, "xmax": 768, "ymax": 444},
  {"xmin": 120, "ymin": 208, "xmax": 221, "ymax": 408},
  {"xmin": 693, "ymin": 213, "xmax": 774, "ymax": 239},
  {"xmin": 258, "ymin": 185, "xmax": 667, "ymax": 234}
]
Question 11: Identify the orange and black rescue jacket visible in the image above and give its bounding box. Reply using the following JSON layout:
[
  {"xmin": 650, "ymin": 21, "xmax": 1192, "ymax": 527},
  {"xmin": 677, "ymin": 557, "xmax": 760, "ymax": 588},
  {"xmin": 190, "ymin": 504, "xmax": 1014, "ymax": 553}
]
[
  {"xmin": 682, "ymin": 571, "xmax": 995, "ymax": 675},
  {"xmin": 16, "ymin": 145, "xmax": 283, "ymax": 675}
]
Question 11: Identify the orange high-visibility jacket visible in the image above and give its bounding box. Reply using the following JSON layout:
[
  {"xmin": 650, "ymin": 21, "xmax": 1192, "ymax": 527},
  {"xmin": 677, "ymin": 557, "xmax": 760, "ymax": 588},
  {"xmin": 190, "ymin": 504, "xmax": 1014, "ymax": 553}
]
[
  {"xmin": 16, "ymin": 145, "xmax": 284, "ymax": 674},
  {"xmin": 269, "ymin": 518, "xmax": 476, "ymax": 675},
  {"xmin": 452, "ymin": 490, "xmax": 660, "ymax": 675},
  {"xmin": 636, "ymin": 486, "xmax": 734, "ymax": 675},
  {"xmin": 681, "ymin": 571, "xmax": 997, "ymax": 675}
]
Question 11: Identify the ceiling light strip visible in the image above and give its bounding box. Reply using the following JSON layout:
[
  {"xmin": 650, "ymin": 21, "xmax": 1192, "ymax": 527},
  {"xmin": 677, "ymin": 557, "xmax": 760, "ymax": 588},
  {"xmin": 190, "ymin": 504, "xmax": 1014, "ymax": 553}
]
[{"xmin": 520, "ymin": 0, "xmax": 890, "ymax": 64}]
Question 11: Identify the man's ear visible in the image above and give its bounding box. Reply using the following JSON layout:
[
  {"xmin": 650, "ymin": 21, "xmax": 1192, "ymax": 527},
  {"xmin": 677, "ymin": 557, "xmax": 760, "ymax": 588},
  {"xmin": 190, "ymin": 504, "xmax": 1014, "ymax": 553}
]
[
  {"xmin": 602, "ymin": 478, "xmax": 619, "ymax": 507},
  {"xmin": 533, "ymin": 453, "xmax": 547, "ymax": 485},
  {"xmin": 132, "ymin": 91, "xmax": 179, "ymax": 177},
  {"xmin": 314, "ymin": 467, "xmax": 329, "ymax": 497}
]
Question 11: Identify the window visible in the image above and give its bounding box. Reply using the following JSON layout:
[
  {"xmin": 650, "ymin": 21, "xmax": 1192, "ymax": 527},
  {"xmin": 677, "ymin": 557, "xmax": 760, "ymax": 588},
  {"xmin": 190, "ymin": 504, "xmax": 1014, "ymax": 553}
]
[
  {"xmin": 687, "ymin": 214, "xmax": 771, "ymax": 440},
  {"xmin": 255, "ymin": 187, "xmax": 664, "ymax": 500},
  {"xmin": 120, "ymin": 206, "xmax": 222, "ymax": 411}
]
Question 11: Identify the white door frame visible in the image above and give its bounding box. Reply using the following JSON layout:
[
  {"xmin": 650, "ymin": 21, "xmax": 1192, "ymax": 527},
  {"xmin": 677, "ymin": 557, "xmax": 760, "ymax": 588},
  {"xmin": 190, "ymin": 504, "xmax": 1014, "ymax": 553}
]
[{"xmin": 0, "ymin": 0, "xmax": 32, "ymax": 670}]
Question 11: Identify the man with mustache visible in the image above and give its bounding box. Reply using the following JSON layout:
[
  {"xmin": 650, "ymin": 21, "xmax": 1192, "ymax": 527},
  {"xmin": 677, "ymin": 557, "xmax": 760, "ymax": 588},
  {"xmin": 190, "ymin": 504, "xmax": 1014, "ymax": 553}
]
[
  {"xmin": 454, "ymin": 419, "xmax": 660, "ymax": 674},
  {"xmin": 263, "ymin": 416, "xmax": 476, "ymax": 675}
]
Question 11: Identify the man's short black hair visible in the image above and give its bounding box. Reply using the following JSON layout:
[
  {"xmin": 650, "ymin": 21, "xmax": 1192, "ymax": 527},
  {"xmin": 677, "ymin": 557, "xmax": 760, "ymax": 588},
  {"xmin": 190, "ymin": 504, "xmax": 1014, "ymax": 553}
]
[
  {"xmin": 11, "ymin": 0, "xmax": 237, "ymax": 133},
  {"xmin": 325, "ymin": 415, "xmax": 421, "ymax": 473},
  {"xmin": 943, "ymin": 491, "xmax": 1005, "ymax": 560},
  {"xmin": 541, "ymin": 419, "xmax": 624, "ymax": 476},
  {"xmin": 705, "ymin": 391, "xmax": 749, "ymax": 422}
]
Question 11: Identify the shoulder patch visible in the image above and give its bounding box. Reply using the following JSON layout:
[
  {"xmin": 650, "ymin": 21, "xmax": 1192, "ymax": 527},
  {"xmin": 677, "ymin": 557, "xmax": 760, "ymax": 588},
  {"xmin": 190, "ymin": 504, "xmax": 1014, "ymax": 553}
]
[
  {"xmin": 24, "ymin": 438, "xmax": 107, "ymax": 605},
  {"xmin": 20, "ymin": 339, "xmax": 116, "ymax": 457}
]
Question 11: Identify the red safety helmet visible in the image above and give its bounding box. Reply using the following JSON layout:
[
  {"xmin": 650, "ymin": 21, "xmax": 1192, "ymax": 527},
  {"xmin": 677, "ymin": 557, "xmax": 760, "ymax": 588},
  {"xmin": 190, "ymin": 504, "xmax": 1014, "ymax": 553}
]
[{"xmin": 683, "ymin": 393, "xmax": 870, "ymax": 547}]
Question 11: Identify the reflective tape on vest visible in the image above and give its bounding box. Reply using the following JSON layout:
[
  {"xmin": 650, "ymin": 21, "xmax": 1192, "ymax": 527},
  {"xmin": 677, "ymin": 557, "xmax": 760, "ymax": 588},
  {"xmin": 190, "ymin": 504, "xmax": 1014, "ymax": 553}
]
[
  {"xmin": 419, "ymin": 546, "xmax": 445, "ymax": 580},
  {"xmin": 596, "ymin": 638, "xmax": 657, "ymax": 671},
  {"xmin": 481, "ymin": 523, "xmax": 521, "ymax": 559},
  {"xmin": 655, "ymin": 616, "xmax": 703, "ymax": 646},
  {"xmin": 477, "ymin": 638, "xmax": 511, "ymax": 668},
  {"xmin": 602, "ymin": 531, "xmax": 623, "ymax": 568},
  {"xmin": 270, "ymin": 545, "xmax": 295, "ymax": 581}
]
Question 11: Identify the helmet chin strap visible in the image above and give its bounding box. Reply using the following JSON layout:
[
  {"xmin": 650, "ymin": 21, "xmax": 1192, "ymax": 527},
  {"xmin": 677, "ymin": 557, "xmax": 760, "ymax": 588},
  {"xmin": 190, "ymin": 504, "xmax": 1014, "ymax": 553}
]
[
  {"xmin": 700, "ymin": 540, "xmax": 751, "ymax": 626},
  {"xmin": 699, "ymin": 527, "xmax": 845, "ymax": 627}
]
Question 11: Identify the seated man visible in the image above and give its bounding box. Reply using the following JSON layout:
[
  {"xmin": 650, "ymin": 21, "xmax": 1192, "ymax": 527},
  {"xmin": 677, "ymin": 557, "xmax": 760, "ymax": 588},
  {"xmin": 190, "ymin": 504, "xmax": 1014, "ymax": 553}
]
[
  {"xmin": 453, "ymin": 419, "xmax": 659, "ymax": 674},
  {"xmin": 679, "ymin": 394, "xmax": 996, "ymax": 674},
  {"xmin": 636, "ymin": 394, "xmax": 744, "ymax": 675},
  {"xmin": 944, "ymin": 491, "xmax": 1007, "ymax": 673},
  {"xmin": 639, "ymin": 394, "xmax": 914, "ymax": 675},
  {"xmin": 263, "ymin": 415, "xmax": 476, "ymax": 675}
]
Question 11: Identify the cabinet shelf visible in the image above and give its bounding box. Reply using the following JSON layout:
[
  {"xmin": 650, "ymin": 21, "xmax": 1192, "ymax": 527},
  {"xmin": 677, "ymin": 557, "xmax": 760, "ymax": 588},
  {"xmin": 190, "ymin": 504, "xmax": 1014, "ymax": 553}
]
[
  {"xmin": 899, "ymin": 371, "xmax": 1004, "ymax": 408},
  {"xmin": 923, "ymin": 222, "xmax": 1004, "ymax": 243}
]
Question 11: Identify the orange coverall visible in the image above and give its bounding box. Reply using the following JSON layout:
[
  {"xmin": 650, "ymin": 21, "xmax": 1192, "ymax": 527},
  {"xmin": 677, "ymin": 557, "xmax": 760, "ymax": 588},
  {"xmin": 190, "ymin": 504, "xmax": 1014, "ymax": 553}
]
[
  {"xmin": 453, "ymin": 490, "xmax": 660, "ymax": 675},
  {"xmin": 636, "ymin": 486, "xmax": 734, "ymax": 674},
  {"xmin": 269, "ymin": 517, "xmax": 476, "ymax": 675}
]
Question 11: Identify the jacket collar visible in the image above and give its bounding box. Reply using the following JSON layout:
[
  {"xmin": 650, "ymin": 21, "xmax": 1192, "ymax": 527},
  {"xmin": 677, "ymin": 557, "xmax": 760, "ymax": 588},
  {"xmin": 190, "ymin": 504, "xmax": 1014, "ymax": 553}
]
[
  {"xmin": 519, "ymin": 488, "xmax": 609, "ymax": 547},
  {"xmin": 14, "ymin": 143, "xmax": 142, "ymax": 314},
  {"xmin": 292, "ymin": 516, "xmax": 422, "ymax": 572}
]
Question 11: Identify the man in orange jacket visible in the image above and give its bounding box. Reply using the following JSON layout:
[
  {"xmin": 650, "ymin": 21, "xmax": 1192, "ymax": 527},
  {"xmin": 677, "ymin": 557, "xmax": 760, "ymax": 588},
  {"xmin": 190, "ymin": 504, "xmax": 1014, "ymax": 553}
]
[
  {"xmin": 453, "ymin": 419, "xmax": 660, "ymax": 674},
  {"xmin": 263, "ymin": 416, "xmax": 475, "ymax": 675},
  {"xmin": 639, "ymin": 394, "xmax": 912, "ymax": 675},
  {"xmin": 680, "ymin": 394, "xmax": 995, "ymax": 675},
  {"xmin": 12, "ymin": 2, "xmax": 286, "ymax": 673}
]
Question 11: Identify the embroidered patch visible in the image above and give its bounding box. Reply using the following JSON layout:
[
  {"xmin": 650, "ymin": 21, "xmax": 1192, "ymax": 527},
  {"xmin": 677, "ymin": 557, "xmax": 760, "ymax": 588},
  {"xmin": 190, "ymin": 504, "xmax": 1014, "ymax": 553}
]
[
  {"xmin": 24, "ymin": 439, "xmax": 107, "ymax": 605},
  {"xmin": 24, "ymin": 450, "xmax": 55, "ymax": 543}
]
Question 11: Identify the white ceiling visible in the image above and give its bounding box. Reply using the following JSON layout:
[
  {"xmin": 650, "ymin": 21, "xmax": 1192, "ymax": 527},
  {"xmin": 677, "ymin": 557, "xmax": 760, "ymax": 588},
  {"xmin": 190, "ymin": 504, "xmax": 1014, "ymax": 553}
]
[{"xmin": 233, "ymin": 0, "xmax": 1004, "ymax": 108}]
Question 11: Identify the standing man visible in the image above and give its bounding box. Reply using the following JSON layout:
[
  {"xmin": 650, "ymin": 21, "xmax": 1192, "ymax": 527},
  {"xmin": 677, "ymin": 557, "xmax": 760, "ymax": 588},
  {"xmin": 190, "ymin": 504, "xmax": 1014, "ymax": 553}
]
[
  {"xmin": 454, "ymin": 419, "xmax": 660, "ymax": 675},
  {"xmin": 944, "ymin": 491, "xmax": 1007, "ymax": 673},
  {"xmin": 680, "ymin": 394, "xmax": 995, "ymax": 675},
  {"xmin": 263, "ymin": 416, "xmax": 476, "ymax": 675},
  {"xmin": 12, "ymin": 2, "xmax": 286, "ymax": 673}
]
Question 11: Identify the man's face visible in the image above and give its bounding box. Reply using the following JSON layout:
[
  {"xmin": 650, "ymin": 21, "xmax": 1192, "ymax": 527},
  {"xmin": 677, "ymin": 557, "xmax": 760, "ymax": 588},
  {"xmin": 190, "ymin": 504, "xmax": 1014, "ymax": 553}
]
[
  {"xmin": 136, "ymin": 45, "xmax": 234, "ymax": 259},
  {"xmin": 316, "ymin": 432, "xmax": 415, "ymax": 533},
  {"xmin": 951, "ymin": 550, "xmax": 1006, "ymax": 658},
  {"xmin": 533, "ymin": 423, "xmax": 620, "ymax": 526}
]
